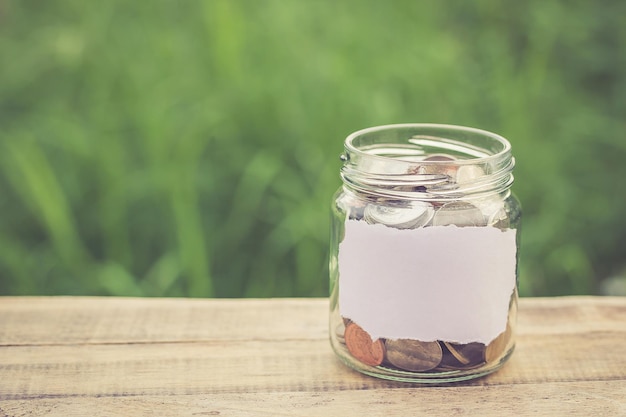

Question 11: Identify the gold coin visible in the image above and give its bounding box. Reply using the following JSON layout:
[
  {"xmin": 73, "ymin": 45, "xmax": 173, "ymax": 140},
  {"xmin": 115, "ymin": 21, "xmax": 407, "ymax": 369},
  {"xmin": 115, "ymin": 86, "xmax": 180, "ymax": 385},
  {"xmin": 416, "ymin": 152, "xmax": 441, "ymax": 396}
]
[
  {"xmin": 344, "ymin": 323, "xmax": 385, "ymax": 367},
  {"xmin": 485, "ymin": 323, "xmax": 512, "ymax": 363},
  {"xmin": 442, "ymin": 341, "xmax": 486, "ymax": 367},
  {"xmin": 443, "ymin": 342, "xmax": 471, "ymax": 365},
  {"xmin": 384, "ymin": 339, "xmax": 443, "ymax": 371}
]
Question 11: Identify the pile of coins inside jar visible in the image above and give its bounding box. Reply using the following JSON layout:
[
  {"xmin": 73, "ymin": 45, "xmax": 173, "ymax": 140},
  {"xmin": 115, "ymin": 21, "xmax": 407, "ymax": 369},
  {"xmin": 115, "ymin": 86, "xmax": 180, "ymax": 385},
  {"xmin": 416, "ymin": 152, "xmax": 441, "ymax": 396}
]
[
  {"xmin": 335, "ymin": 318, "xmax": 512, "ymax": 373},
  {"xmin": 335, "ymin": 153, "xmax": 515, "ymax": 372},
  {"xmin": 340, "ymin": 154, "xmax": 510, "ymax": 230}
]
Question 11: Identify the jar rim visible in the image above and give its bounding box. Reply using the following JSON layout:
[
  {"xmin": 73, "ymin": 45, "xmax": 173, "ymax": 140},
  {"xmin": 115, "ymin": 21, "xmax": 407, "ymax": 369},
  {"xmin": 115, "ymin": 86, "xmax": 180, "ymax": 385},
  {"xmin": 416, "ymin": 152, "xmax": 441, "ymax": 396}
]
[
  {"xmin": 341, "ymin": 124, "xmax": 514, "ymax": 201},
  {"xmin": 344, "ymin": 123, "xmax": 511, "ymax": 164}
]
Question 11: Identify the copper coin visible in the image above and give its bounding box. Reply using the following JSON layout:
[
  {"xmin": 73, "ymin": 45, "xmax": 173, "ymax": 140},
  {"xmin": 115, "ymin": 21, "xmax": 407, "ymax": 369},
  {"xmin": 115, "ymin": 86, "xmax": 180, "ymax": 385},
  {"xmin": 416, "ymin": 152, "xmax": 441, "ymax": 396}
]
[
  {"xmin": 423, "ymin": 154, "xmax": 456, "ymax": 162},
  {"xmin": 422, "ymin": 154, "xmax": 457, "ymax": 177},
  {"xmin": 344, "ymin": 323, "xmax": 385, "ymax": 367},
  {"xmin": 408, "ymin": 154, "xmax": 457, "ymax": 176},
  {"xmin": 485, "ymin": 323, "xmax": 512, "ymax": 363},
  {"xmin": 384, "ymin": 339, "xmax": 443, "ymax": 371}
]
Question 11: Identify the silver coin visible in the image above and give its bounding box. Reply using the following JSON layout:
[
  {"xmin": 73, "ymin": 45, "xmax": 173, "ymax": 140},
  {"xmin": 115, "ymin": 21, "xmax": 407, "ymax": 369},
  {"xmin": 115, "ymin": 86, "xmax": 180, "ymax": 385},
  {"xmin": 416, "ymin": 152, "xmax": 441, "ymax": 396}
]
[
  {"xmin": 335, "ymin": 322, "xmax": 346, "ymax": 345},
  {"xmin": 364, "ymin": 201, "xmax": 434, "ymax": 229},
  {"xmin": 488, "ymin": 208, "xmax": 510, "ymax": 229},
  {"xmin": 474, "ymin": 197, "xmax": 510, "ymax": 229},
  {"xmin": 336, "ymin": 192, "xmax": 366, "ymax": 220},
  {"xmin": 455, "ymin": 164, "xmax": 485, "ymax": 184},
  {"xmin": 432, "ymin": 201, "xmax": 487, "ymax": 227}
]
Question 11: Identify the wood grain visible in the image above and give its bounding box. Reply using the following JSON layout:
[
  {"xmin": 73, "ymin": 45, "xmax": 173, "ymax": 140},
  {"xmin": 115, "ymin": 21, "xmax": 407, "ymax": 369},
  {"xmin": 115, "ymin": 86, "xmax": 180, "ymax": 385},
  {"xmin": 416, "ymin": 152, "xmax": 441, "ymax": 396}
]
[{"xmin": 0, "ymin": 296, "xmax": 625, "ymax": 416}]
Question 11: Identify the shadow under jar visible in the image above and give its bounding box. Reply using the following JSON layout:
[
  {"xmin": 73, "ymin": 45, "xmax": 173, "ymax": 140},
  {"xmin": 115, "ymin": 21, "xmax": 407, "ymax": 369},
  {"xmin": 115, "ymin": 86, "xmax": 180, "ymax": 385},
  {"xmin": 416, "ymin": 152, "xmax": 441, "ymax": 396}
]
[{"xmin": 329, "ymin": 124, "xmax": 521, "ymax": 383}]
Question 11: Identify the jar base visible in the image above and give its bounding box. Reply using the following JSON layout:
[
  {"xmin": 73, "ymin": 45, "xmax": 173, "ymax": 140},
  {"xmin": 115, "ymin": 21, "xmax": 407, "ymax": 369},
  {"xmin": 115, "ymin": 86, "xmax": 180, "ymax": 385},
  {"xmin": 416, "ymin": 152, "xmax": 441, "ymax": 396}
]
[{"xmin": 332, "ymin": 339, "xmax": 515, "ymax": 384}]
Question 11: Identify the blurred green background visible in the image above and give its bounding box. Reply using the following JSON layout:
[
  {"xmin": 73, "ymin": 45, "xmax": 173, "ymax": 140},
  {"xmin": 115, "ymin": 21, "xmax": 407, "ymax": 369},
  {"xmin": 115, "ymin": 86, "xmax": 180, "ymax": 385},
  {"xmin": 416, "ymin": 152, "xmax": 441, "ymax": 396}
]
[{"xmin": 1, "ymin": 0, "xmax": 625, "ymax": 298}]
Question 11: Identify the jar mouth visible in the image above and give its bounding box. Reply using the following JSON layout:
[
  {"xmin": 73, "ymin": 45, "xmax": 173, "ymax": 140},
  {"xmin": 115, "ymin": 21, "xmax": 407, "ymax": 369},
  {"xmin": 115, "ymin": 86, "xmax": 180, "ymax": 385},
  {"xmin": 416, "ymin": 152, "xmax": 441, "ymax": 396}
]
[
  {"xmin": 341, "ymin": 124, "xmax": 514, "ymax": 201},
  {"xmin": 345, "ymin": 123, "xmax": 511, "ymax": 163}
]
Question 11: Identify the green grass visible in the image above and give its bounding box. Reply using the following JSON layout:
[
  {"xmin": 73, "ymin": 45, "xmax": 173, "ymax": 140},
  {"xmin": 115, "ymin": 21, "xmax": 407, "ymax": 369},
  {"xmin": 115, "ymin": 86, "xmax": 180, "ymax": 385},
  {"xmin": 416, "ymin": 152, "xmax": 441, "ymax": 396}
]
[{"xmin": 1, "ymin": 0, "xmax": 625, "ymax": 297}]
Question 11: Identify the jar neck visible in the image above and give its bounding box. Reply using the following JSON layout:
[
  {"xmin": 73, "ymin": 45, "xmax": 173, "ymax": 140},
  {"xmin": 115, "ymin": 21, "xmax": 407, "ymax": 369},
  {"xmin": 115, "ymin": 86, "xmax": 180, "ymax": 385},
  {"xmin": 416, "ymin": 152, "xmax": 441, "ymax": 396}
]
[{"xmin": 340, "ymin": 124, "xmax": 515, "ymax": 202}]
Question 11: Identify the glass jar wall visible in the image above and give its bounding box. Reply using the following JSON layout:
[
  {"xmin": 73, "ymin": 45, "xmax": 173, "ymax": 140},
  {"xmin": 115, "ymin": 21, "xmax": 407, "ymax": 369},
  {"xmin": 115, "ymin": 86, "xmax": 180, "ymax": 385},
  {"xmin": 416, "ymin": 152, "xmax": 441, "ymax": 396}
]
[{"xmin": 329, "ymin": 124, "xmax": 521, "ymax": 383}]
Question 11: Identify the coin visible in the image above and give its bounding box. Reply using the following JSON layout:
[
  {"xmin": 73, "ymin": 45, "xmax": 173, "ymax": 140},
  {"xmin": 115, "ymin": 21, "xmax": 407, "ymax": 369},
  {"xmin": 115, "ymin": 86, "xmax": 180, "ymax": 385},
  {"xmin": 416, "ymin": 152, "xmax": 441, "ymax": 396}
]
[
  {"xmin": 335, "ymin": 322, "xmax": 346, "ymax": 344},
  {"xmin": 423, "ymin": 154, "xmax": 455, "ymax": 162},
  {"xmin": 336, "ymin": 192, "xmax": 366, "ymax": 220},
  {"xmin": 485, "ymin": 323, "xmax": 512, "ymax": 363},
  {"xmin": 442, "ymin": 342, "xmax": 486, "ymax": 367},
  {"xmin": 432, "ymin": 201, "xmax": 487, "ymax": 227},
  {"xmin": 455, "ymin": 164, "xmax": 485, "ymax": 184},
  {"xmin": 364, "ymin": 201, "xmax": 434, "ymax": 229},
  {"xmin": 384, "ymin": 339, "xmax": 443, "ymax": 371},
  {"xmin": 443, "ymin": 342, "xmax": 471, "ymax": 365},
  {"xmin": 344, "ymin": 323, "xmax": 385, "ymax": 367},
  {"xmin": 472, "ymin": 195, "xmax": 509, "ymax": 227},
  {"xmin": 488, "ymin": 207, "xmax": 510, "ymax": 229},
  {"xmin": 422, "ymin": 154, "xmax": 457, "ymax": 176},
  {"xmin": 422, "ymin": 154, "xmax": 457, "ymax": 177},
  {"xmin": 407, "ymin": 154, "xmax": 456, "ymax": 176}
]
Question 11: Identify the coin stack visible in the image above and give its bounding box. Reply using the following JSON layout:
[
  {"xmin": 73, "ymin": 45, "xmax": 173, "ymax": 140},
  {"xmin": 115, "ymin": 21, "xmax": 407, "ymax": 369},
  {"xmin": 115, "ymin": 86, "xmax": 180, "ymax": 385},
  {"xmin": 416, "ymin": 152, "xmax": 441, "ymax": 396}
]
[
  {"xmin": 343, "ymin": 155, "xmax": 509, "ymax": 230},
  {"xmin": 333, "ymin": 125, "xmax": 520, "ymax": 382},
  {"xmin": 336, "ymin": 153, "xmax": 514, "ymax": 373},
  {"xmin": 338, "ymin": 320, "xmax": 512, "ymax": 372}
]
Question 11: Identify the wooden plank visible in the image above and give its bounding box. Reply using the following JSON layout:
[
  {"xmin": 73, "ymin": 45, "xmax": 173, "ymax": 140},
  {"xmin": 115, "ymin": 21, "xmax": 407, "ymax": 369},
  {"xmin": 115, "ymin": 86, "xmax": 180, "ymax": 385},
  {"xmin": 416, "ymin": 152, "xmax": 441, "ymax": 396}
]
[
  {"xmin": 517, "ymin": 296, "xmax": 626, "ymax": 335},
  {"xmin": 1, "ymin": 381, "xmax": 625, "ymax": 417},
  {"xmin": 1, "ymin": 296, "xmax": 625, "ymax": 345},
  {"xmin": 1, "ymin": 330, "xmax": 625, "ymax": 399},
  {"xmin": 0, "ymin": 296, "xmax": 625, "ymax": 417},
  {"xmin": 0, "ymin": 297, "xmax": 328, "ymax": 345}
]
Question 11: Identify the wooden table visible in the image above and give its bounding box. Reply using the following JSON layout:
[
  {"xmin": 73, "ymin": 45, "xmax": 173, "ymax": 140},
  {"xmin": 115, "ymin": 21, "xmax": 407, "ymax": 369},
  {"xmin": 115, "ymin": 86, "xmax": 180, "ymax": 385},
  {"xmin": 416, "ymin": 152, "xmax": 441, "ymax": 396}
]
[{"xmin": 0, "ymin": 296, "xmax": 625, "ymax": 416}]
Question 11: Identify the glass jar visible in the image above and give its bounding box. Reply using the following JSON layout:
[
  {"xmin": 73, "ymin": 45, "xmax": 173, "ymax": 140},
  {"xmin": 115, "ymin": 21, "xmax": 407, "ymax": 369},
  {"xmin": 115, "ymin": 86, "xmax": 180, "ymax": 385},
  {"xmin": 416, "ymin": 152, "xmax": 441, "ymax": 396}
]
[{"xmin": 329, "ymin": 124, "xmax": 521, "ymax": 383}]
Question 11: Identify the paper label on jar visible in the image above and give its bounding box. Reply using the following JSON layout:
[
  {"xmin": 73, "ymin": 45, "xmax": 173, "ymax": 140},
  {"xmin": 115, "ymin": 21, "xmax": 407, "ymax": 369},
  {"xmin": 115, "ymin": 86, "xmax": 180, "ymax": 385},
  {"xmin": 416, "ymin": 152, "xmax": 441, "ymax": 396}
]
[{"xmin": 338, "ymin": 220, "xmax": 517, "ymax": 345}]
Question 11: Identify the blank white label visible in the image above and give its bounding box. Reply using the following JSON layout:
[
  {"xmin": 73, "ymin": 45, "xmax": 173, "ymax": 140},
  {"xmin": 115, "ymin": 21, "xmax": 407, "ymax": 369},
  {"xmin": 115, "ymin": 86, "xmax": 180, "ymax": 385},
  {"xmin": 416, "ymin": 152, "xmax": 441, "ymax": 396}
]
[{"xmin": 338, "ymin": 220, "xmax": 517, "ymax": 344}]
